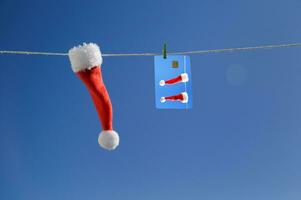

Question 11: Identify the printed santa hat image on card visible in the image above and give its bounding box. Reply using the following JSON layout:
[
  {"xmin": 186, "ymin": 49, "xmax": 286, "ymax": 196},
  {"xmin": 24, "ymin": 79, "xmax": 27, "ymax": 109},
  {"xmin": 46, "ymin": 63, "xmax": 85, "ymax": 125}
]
[{"xmin": 154, "ymin": 55, "xmax": 193, "ymax": 109}]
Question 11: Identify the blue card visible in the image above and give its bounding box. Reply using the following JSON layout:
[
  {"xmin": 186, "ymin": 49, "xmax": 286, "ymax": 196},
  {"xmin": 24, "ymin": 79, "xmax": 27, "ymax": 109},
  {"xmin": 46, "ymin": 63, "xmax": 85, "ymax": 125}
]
[{"xmin": 154, "ymin": 55, "xmax": 193, "ymax": 109}]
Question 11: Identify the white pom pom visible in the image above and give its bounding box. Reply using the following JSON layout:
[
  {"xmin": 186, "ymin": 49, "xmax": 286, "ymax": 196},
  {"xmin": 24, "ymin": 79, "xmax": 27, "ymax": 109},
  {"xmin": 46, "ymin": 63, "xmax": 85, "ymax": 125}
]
[
  {"xmin": 98, "ymin": 130, "xmax": 119, "ymax": 150},
  {"xmin": 159, "ymin": 80, "xmax": 165, "ymax": 86}
]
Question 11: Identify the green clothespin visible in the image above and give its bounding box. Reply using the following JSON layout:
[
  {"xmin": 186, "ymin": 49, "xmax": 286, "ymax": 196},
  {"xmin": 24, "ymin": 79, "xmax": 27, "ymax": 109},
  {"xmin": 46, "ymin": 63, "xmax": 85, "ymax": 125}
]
[{"xmin": 163, "ymin": 43, "xmax": 167, "ymax": 59}]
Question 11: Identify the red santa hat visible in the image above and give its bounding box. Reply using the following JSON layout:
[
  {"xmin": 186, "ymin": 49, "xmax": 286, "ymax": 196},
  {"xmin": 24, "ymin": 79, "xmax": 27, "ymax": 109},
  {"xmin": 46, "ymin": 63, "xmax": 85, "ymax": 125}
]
[
  {"xmin": 160, "ymin": 92, "xmax": 188, "ymax": 103},
  {"xmin": 159, "ymin": 73, "xmax": 189, "ymax": 86},
  {"xmin": 68, "ymin": 43, "xmax": 119, "ymax": 150}
]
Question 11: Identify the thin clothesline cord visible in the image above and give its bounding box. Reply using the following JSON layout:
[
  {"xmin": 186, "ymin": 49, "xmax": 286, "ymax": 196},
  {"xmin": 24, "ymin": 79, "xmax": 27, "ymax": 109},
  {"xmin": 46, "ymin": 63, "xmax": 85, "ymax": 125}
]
[{"xmin": 0, "ymin": 43, "xmax": 301, "ymax": 57}]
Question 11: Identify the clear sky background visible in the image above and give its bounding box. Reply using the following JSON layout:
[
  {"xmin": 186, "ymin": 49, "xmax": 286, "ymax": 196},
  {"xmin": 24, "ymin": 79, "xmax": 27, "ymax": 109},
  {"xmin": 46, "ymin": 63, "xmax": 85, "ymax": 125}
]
[{"xmin": 1, "ymin": 0, "xmax": 301, "ymax": 199}]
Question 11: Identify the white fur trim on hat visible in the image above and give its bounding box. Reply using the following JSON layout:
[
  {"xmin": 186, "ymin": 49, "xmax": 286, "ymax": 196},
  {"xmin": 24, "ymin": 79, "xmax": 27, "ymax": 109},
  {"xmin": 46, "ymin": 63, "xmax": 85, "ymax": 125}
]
[
  {"xmin": 181, "ymin": 73, "xmax": 189, "ymax": 83},
  {"xmin": 68, "ymin": 43, "xmax": 103, "ymax": 73},
  {"xmin": 98, "ymin": 130, "xmax": 119, "ymax": 150},
  {"xmin": 181, "ymin": 92, "xmax": 188, "ymax": 103}
]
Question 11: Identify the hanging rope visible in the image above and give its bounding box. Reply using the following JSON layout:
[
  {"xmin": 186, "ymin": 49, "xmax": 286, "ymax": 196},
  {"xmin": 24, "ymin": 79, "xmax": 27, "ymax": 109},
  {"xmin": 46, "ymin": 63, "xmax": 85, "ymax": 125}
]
[{"xmin": 1, "ymin": 43, "xmax": 301, "ymax": 57}]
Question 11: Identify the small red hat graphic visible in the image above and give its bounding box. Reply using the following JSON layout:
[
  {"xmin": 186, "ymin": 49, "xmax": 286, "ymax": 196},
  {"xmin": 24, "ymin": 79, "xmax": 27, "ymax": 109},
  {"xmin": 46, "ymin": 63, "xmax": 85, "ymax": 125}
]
[
  {"xmin": 159, "ymin": 73, "xmax": 189, "ymax": 86},
  {"xmin": 160, "ymin": 92, "xmax": 188, "ymax": 103}
]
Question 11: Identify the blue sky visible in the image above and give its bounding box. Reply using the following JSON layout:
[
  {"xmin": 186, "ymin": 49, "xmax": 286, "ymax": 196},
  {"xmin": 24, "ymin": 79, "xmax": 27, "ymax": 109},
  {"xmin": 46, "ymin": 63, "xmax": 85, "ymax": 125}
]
[{"xmin": 1, "ymin": 0, "xmax": 301, "ymax": 199}]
